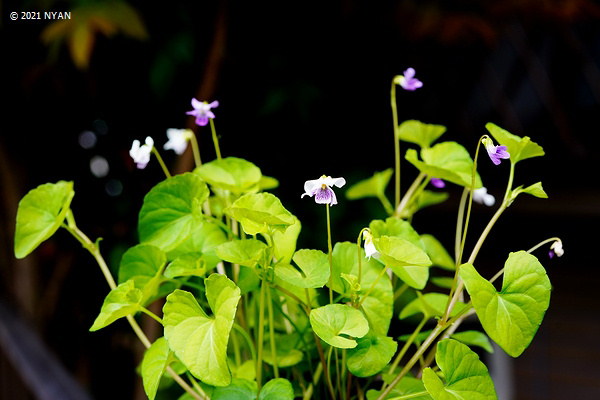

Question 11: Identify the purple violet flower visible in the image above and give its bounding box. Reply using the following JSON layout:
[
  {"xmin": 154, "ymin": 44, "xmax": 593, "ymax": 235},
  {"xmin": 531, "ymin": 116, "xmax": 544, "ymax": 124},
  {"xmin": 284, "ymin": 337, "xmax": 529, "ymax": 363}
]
[
  {"xmin": 186, "ymin": 98, "xmax": 219, "ymax": 126},
  {"xmin": 396, "ymin": 68, "xmax": 423, "ymax": 91},
  {"xmin": 482, "ymin": 137, "xmax": 510, "ymax": 165},
  {"xmin": 430, "ymin": 177, "xmax": 445, "ymax": 188},
  {"xmin": 301, "ymin": 175, "xmax": 346, "ymax": 206}
]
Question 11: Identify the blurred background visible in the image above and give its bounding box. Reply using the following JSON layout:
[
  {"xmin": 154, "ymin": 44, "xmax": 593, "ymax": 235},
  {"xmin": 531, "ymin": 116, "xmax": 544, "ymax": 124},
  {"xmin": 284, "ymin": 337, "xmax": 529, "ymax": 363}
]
[{"xmin": 1, "ymin": 0, "xmax": 599, "ymax": 399}]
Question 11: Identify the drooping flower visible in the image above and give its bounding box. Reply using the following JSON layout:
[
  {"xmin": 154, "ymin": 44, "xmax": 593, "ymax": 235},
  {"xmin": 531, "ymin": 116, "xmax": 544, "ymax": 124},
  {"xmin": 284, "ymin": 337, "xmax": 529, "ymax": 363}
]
[
  {"xmin": 186, "ymin": 98, "xmax": 219, "ymax": 126},
  {"xmin": 549, "ymin": 240, "xmax": 564, "ymax": 258},
  {"xmin": 430, "ymin": 177, "xmax": 445, "ymax": 188},
  {"xmin": 363, "ymin": 230, "xmax": 380, "ymax": 260},
  {"xmin": 482, "ymin": 137, "xmax": 510, "ymax": 165},
  {"xmin": 473, "ymin": 187, "xmax": 495, "ymax": 206},
  {"xmin": 395, "ymin": 68, "xmax": 423, "ymax": 91},
  {"xmin": 301, "ymin": 175, "xmax": 346, "ymax": 206},
  {"xmin": 129, "ymin": 136, "xmax": 154, "ymax": 169},
  {"xmin": 164, "ymin": 128, "xmax": 193, "ymax": 155}
]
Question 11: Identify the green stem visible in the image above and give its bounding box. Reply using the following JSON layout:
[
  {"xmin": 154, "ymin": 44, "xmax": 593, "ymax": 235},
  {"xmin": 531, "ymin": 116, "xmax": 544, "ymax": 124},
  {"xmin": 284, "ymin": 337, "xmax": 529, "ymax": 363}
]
[
  {"xmin": 357, "ymin": 266, "xmax": 389, "ymax": 308},
  {"xmin": 388, "ymin": 390, "xmax": 431, "ymax": 400},
  {"xmin": 391, "ymin": 81, "xmax": 401, "ymax": 209},
  {"xmin": 256, "ymin": 275, "xmax": 267, "ymax": 393},
  {"xmin": 326, "ymin": 204, "xmax": 334, "ymax": 304},
  {"xmin": 378, "ymin": 194, "xmax": 394, "ymax": 216},
  {"xmin": 395, "ymin": 172, "xmax": 426, "ymax": 217},
  {"xmin": 387, "ymin": 317, "xmax": 427, "ymax": 375},
  {"xmin": 266, "ymin": 285, "xmax": 279, "ymax": 378},
  {"xmin": 233, "ymin": 323, "xmax": 257, "ymax": 363},
  {"xmin": 209, "ymin": 118, "xmax": 222, "ymax": 160},
  {"xmin": 455, "ymin": 187, "xmax": 469, "ymax": 262},
  {"xmin": 151, "ymin": 147, "xmax": 172, "ymax": 179},
  {"xmin": 139, "ymin": 307, "xmax": 164, "ymax": 325},
  {"xmin": 188, "ymin": 131, "xmax": 202, "ymax": 167},
  {"xmin": 393, "ymin": 283, "xmax": 409, "ymax": 302}
]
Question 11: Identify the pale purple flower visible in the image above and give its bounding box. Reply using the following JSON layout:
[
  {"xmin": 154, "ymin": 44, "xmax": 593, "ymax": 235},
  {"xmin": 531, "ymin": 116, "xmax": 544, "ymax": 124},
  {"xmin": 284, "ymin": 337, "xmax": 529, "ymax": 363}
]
[
  {"xmin": 363, "ymin": 230, "xmax": 380, "ymax": 260},
  {"xmin": 129, "ymin": 136, "xmax": 154, "ymax": 169},
  {"xmin": 482, "ymin": 137, "xmax": 510, "ymax": 165},
  {"xmin": 164, "ymin": 128, "xmax": 193, "ymax": 155},
  {"xmin": 549, "ymin": 240, "xmax": 563, "ymax": 258},
  {"xmin": 473, "ymin": 187, "xmax": 495, "ymax": 207},
  {"xmin": 430, "ymin": 177, "xmax": 445, "ymax": 188},
  {"xmin": 186, "ymin": 98, "xmax": 219, "ymax": 126},
  {"xmin": 395, "ymin": 68, "xmax": 423, "ymax": 91},
  {"xmin": 301, "ymin": 175, "xmax": 346, "ymax": 206}
]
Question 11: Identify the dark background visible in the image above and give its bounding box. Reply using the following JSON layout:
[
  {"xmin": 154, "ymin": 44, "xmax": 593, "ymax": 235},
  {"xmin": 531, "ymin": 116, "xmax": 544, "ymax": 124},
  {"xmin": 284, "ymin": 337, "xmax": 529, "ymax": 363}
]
[{"xmin": 1, "ymin": 0, "xmax": 599, "ymax": 399}]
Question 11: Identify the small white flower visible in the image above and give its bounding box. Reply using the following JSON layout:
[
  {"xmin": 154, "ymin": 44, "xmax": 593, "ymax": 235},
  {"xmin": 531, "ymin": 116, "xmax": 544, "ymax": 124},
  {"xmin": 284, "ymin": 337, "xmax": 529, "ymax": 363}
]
[
  {"xmin": 164, "ymin": 129, "xmax": 193, "ymax": 155},
  {"xmin": 301, "ymin": 175, "xmax": 346, "ymax": 206},
  {"xmin": 130, "ymin": 136, "xmax": 154, "ymax": 169},
  {"xmin": 473, "ymin": 187, "xmax": 495, "ymax": 207},
  {"xmin": 550, "ymin": 240, "xmax": 564, "ymax": 258},
  {"xmin": 363, "ymin": 230, "xmax": 379, "ymax": 260}
]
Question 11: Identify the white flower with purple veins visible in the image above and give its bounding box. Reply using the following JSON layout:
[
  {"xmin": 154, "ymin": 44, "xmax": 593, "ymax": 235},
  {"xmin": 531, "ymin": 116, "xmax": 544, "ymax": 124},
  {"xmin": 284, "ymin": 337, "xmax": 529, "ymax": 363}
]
[
  {"xmin": 482, "ymin": 137, "xmax": 510, "ymax": 165},
  {"xmin": 363, "ymin": 230, "xmax": 380, "ymax": 260},
  {"xmin": 302, "ymin": 175, "xmax": 346, "ymax": 206},
  {"xmin": 129, "ymin": 136, "xmax": 154, "ymax": 169},
  {"xmin": 549, "ymin": 240, "xmax": 564, "ymax": 258},
  {"xmin": 164, "ymin": 129, "xmax": 193, "ymax": 155},
  {"xmin": 473, "ymin": 187, "xmax": 495, "ymax": 206},
  {"xmin": 395, "ymin": 68, "xmax": 423, "ymax": 91},
  {"xmin": 186, "ymin": 98, "xmax": 219, "ymax": 126}
]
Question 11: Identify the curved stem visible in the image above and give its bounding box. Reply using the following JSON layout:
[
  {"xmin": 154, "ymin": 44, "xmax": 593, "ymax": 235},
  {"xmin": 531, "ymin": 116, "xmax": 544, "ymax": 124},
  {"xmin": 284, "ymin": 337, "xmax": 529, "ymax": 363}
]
[
  {"xmin": 391, "ymin": 81, "xmax": 401, "ymax": 209},
  {"xmin": 266, "ymin": 285, "xmax": 279, "ymax": 378},
  {"xmin": 139, "ymin": 307, "xmax": 164, "ymax": 325},
  {"xmin": 151, "ymin": 147, "xmax": 172, "ymax": 179},
  {"xmin": 455, "ymin": 188, "xmax": 469, "ymax": 262},
  {"xmin": 326, "ymin": 204, "xmax": 334, "ymax": 304},
  {"xmin": 233, "ymin": 323, "xmax": 257, "ymax": 363},
  {"xmin": 395, "ymin": 172, "xmax": 426, "ymax": 217},
  {"xmin": 357, "ymin": 266, "xmax": 388, "ymax": 308},
  {"xmin": 209, "ymin": 118, "xmax": 222, "ymax": 160},
  {"xmin": 386, "ymin": 317, "xmax": 427, "ymax": 375},
  {"xmin": 188, "ymin": 131, "xmax": 202, "ymax": 167}
]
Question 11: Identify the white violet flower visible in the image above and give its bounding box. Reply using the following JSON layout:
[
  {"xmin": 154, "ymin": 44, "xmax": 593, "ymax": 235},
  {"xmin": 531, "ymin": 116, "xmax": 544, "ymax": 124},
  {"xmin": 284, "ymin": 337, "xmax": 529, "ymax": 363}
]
[
  {"xmin": 301, "ymin": 175, "xmax": 346, "ymax": 206},
  {"xmin": 363, "ymin": 230, "xmax": 379, "ymax": 260},
  {"xmin": 164, "ymin": 128, "xmax": 193, "ymax": 155},
  {"xmin": 473, "ymin": 187, "xmax": 495, "ymax": 207},
  {"xmin": 549, "ymin": 240, "xmax": 564, "ymax": 258},
  {"xmin": 129, "ymin": 136, "xmax": 154, "ymax": 169}
]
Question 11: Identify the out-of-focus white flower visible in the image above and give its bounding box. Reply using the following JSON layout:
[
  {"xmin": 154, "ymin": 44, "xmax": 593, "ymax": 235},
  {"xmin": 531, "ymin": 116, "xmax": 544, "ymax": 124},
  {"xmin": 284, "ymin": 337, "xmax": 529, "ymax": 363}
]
[
  {"xmin": 164, "ymin": 129, "xmax": 193, "ymax": 155},
  {"xmin": 473, "ymin": 187, "xmax": 495, "ymax": 207},
  {"xmin": 130, "ymin": 136, "xmax": 154, "ymax": 169},
  {"xmin": 549, "ymin": 240, "xmax": 564, "ymax": 258}
]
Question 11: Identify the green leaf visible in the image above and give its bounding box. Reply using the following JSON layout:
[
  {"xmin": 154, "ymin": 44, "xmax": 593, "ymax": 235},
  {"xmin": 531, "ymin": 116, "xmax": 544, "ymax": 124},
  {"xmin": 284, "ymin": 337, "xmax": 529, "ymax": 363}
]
[
  {"xmin": 224, "ymin": 193, "xmax": 295, "ymax": 235},
  {"xmin": 421, "ymin": 234, "xmax": 455, "ymax": 270},
  {"xmin": 405, "ymin": 142, "xmax": 483, "ymax": 189},
  {"xmin": 272, "ymin": 215, "xmax": 301, "ymax": 265},
  {"xmin": 309, "ymin": 304, "xmax": 369, "ymax": 348},
  {"xmin": 399, "ymin": 293, "xmax": 466, "ymax": 320},
  {"xmin": 486, "ymin": 123, "xmax": 544, "ymax": 164},
  {"xmin": 195, "ymin": 157, "xmax": 262, "ymax": 194},
  {"xmin": 259, "ymin": 378, "xmax": 294, "ymax": 400},
  {"xmin": 141, "ymin": 337, "xmax": 176, "ymax": 400},
  {"xmin": 275, "ymin": 249, "xmax": 330, "ymax": 288},
  {"xmin": 263, "ymin": 345, "xmax": 304, "ymax": 368},
  {"xmin": 330, "ymin": 242, "xmax": 393, "ymax": 336},
  {"xmin": 14, "ymin": 181, "xmax": 75, "ymax": 259},
  {"xmin": 459, "ymin": 251, "xmax": 551, "ymax": 357},
  {"xmin": 451, "ymin": 331, "xmax": 494, "ymax": 354},
  {"xmin": 165, "ymin": 220, "xmax": 227, "ymax": 268},
  {"xmin": 369, "ymin": 218, "xmax": 423, "ymax": 249},
  {"xmin": 212, "ymin": 378, "xmax": 257, "ymax": 400},
  {"xmin": 259, "ymin": 175, "xmax": 279, "ymax": 191},
  {"xmin": 138, "ymin": 173, "xmax": 209, "ymax": 253},
  {"xmin": 216, "ymin": 239, "xmax": 268, "ymax": 268},
  {"xmin": 397, "ymin": 120, "xmax": 446, "ymax": 148},
  {"xmin": 422, "ymin": 339, "xmax": 497, "ymax": 400},
  {"xmin": 511, "ymin": 182, "xmax": 548, "ymax": 204},
  {"xmin": 164, "ymin": 253, "xmax": 207, "ymax": 279},
  {"xmin": 117, "ymin": 243, "xmax": 167, "ymax": 303},
  {"xmin": 346, "ymin": 334, "xmax": 397, "ymax": 377},
  {"xmin": 374, "ymin": 236, "xmax": 432, "ymax": 289},
  {"xmin": 346, "ymin": 169, "xmax": 393, "ymax": 199},
  {"xmin": 367, "ymin": 376, "xmax": 432, "ymax": 400},
  {"xmin": 399, "ymin": 190, "xmax": 449, "ymax": 218},
  {"xmin": 90, "ymin": 280, "xmax": 142, "ymax": 331},
  {"xmin": 430, "ymin": 277, "xmax": 454, "ymax": 289},
  {"xmin": 163, "ymin": 274, "xmax": 241, "ymax": 386}
]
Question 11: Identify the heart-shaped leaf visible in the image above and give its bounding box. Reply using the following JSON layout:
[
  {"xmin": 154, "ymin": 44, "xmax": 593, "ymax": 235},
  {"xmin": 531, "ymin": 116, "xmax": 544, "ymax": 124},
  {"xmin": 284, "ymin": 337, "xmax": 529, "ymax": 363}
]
[
  {"xmin": 224, "ymin": 193, "xmax": 295, "ymax": 235},
  {"xmin": 164, "ymin": 220, "xmax": 227, "ymax": 267},
  {"xmin": 272, "ymin": 215, "xmax": 301, "ymax": 264},
  {"xmin": 275, "ymin": 249, "xmax": 330, "ymax": 288},
  {"xmin": 310, "ymin": 304, "xmax": 369, "ymax": 348},
  {"xmin": 216, "ymin": 239, "xmax": 268, "ymax": 268},
  {"xmin": 329, "ymin": 242, "xmax": 393, "ymax": 336},
  {"xmin": 460, "ymin": 251, "xmax": 551, "ymax": 357},
  {"xmin": 421, "ymin": 234, "xmax": 455, "ymax": 270},
  {"xmin": 90, "ymin": 280, "xmax": 142, "ymax": 331},
  {"xmin": 346, "ymin": 334, "xmax": 397, "ymax": 377},
  {"xmin": 138, "ymin": 173, "xmax": 209, "ymax": 253},
  {"xmin": 405, "ymin": 142, "xmax": 482, "ymax": 189},
  {"xmin": 141, "ymin": 337, "xmax": 177, "ymax": 400},
  {"xmin": 374, "ymin": 236, "xmax": 432, "ymax": 289},
  {"xmin": 14, "ymin": 181, "xmax": 75, "ymax": 259},
  {"xmin": 422, "ymin": 339, "xmax": 497, "ymax": 400},
  {"xmin": 163, "ymin": 274, "xmax": 241, "ymax": 386},
  {"xmin": 486, "ymin": 123, "xmax": 544, "ymax": 164},
  {"xmin": 211, "ymin": 378, "xmax": 294, "ymax": 400},
  {"xmin": 369, "ymin": 218, "xmax": 423, "ymax": 249},
  {"xmin": 397, "ymin": 120, "xmax": 446, "ymax": 148},
  {"xmin": 164, "ymin": 253, "xmax": 207, "ymax": 279},
  {"xmin": 346, "ymin": 169, "xmax": 393, "ymax": 200},
  {"xmin": 195, "ymin": 157, "xmax": 262, "ymax": 194},
  {"xmin": 117, "ymin": 244, "xmax": 167, "ymax": 302}
]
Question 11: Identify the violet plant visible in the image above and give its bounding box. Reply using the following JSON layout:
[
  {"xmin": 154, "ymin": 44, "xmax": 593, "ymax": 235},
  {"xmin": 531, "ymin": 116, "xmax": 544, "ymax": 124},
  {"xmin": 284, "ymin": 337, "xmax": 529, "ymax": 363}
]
[{"xmin": 14, "ymin": 70, "xmax": 562, "ymax": 400}]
